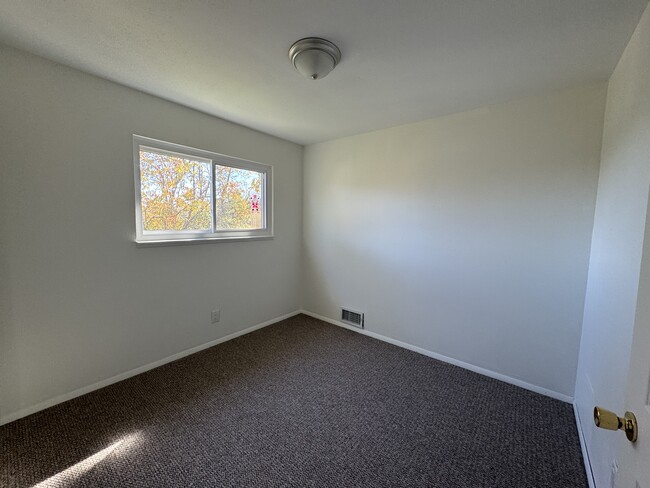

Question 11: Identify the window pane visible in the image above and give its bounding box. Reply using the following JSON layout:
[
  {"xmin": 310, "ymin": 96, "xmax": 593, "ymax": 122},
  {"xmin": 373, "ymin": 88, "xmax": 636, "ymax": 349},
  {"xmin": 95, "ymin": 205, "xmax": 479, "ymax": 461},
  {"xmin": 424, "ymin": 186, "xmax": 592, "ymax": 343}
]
[
  {"xmin": 139, "ymin": 149, "xmax": 212, "ymax": 232},
  {"xmin": 215, "ymin": 165, "xmax": 264, "ymax": 230}
]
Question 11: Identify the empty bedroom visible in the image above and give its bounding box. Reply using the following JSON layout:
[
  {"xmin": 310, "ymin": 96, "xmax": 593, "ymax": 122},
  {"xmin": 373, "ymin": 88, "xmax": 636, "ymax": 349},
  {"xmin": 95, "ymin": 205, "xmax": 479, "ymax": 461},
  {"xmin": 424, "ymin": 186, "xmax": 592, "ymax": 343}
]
[{"xmin": 1, "ymin": 1, "xmax": 650, "ymax": 487}]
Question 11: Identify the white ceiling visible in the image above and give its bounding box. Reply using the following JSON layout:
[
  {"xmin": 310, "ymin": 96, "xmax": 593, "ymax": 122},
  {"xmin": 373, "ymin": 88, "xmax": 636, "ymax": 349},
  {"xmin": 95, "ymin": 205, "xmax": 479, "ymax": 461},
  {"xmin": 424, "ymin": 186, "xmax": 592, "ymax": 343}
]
[{"xmin": 0, "ymin": 1, "xmax": 647, "ymax": 145}]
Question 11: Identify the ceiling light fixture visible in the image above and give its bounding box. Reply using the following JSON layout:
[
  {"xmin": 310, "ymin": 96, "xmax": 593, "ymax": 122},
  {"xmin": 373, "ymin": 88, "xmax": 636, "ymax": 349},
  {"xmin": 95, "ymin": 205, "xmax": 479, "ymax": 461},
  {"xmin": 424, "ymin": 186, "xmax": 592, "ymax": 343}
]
[{"xmin": 288, "ymin": 37, "xmax": 341, "ymax": 80}]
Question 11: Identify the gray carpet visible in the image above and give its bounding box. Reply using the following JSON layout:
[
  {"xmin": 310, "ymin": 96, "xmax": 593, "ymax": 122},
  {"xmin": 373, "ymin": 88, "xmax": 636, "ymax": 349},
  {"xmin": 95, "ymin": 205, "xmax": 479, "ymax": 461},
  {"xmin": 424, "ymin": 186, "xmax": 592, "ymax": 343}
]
[{"xmin": 1, "ymin": 314, "xmax": 587, "ymax": 487}]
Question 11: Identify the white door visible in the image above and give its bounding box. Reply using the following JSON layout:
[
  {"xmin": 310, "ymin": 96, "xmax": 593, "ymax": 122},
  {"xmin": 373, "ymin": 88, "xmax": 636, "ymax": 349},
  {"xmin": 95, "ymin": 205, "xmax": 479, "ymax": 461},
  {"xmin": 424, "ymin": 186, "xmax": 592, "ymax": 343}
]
[{"xmin": 616, "ymin": 192, "xmax": 650, "ymax": 488}]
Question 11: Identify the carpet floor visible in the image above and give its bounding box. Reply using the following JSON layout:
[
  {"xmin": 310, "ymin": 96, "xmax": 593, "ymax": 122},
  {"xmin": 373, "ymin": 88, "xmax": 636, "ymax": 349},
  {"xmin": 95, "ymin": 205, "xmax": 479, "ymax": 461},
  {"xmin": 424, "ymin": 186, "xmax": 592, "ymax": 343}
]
[{"xmin": 1, "ymin": 314, "xmax": 587, "ymax": 487}]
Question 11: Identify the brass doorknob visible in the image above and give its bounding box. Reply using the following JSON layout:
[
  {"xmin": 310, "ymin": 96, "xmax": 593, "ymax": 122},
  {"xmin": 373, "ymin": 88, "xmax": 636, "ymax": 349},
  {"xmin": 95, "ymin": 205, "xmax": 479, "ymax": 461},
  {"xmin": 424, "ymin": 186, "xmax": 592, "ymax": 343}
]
[{"xmin": 594, "ymin": 406, "xmax": 638, "ymax": 442}]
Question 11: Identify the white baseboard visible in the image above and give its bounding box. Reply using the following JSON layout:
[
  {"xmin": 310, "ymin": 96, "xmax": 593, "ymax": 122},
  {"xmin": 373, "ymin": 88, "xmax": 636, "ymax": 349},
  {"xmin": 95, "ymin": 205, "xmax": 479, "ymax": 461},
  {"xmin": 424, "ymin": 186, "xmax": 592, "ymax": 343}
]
[
  {"xmin": 574, "ymin": 402, "xmax": 596, "ymax": 488},
  {"xmin": 3, "ymin": 309, "xmax": 575, "ymax": 427},
  {"xmin": 0, "ymin": 310, "xmax": 300, "ymax": 426},
  {"xmin": 300, "ymin": 309, "xmax": 574, "ymax": 404}
]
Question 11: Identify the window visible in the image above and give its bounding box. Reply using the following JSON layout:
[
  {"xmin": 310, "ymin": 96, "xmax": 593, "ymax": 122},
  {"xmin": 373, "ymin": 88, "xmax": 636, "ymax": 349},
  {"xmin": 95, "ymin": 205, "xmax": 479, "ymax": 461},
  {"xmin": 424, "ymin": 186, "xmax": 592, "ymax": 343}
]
[{"xmin": 133, "ymin": 135, "xmax": 272, "ymax": 244}]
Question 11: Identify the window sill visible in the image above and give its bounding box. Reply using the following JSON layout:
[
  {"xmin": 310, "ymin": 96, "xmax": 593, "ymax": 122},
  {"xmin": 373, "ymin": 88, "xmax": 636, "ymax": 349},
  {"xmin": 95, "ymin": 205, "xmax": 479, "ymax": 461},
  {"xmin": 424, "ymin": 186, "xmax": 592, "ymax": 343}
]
[{"xmin": 135, "ymin": 235, "xmax": 274, "ymax": 248}]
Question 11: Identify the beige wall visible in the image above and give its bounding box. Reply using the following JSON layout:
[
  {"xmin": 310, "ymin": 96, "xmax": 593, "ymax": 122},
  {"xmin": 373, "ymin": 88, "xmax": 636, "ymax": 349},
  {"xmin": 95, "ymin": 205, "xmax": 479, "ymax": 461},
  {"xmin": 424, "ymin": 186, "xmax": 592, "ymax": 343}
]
[
  {"xmin": 303, "ymin": 84, "xmax": 607, "ymax": 399},
  {"xmin": 0, "ymin": 44, "xmax": 303, "ymax": 423}
]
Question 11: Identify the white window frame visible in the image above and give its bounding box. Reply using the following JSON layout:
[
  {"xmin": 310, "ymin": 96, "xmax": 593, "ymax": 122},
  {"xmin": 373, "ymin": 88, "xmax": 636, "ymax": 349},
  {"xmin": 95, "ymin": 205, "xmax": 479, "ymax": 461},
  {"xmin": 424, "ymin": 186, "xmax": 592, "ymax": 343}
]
[{"xmin": 133, "ymin": 135, "xmax": 273, "ymax": 245}]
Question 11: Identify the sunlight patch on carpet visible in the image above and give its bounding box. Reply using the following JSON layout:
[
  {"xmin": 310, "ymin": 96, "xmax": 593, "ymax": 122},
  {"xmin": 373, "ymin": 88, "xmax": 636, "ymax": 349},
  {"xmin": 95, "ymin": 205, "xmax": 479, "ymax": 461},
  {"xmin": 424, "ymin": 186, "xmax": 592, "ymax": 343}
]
[{"xmin": 31, "ymin": 432, "xmax": 143, "ymax": 488}]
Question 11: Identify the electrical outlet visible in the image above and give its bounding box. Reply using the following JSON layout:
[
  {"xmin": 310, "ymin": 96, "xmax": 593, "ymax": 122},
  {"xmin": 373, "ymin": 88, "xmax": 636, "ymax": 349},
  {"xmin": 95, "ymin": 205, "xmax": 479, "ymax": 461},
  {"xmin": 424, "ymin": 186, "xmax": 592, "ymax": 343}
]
[{"xmin": 211, "ymin": 309, "xmax": 220, "ymax": 323}]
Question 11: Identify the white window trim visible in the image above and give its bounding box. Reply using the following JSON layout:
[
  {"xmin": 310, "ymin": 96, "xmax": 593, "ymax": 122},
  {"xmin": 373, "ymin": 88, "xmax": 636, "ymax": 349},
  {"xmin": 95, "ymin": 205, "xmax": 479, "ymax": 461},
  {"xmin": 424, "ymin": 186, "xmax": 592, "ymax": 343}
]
[{"xmin": 133, "ymin": 135, "xmax": 273, "ymax": 246}]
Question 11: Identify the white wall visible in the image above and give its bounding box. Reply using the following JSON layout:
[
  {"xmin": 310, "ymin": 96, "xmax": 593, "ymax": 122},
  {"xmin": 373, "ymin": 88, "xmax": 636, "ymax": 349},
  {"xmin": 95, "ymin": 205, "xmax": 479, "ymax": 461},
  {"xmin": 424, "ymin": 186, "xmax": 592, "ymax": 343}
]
[
  {"xmin": 0, "ymin": 44, "xmax": 303, "ymax": 423},
  {"xmin": 574, "ymin": 3, "xmax": 650, "ymax": 486},
  {"xmin": 303, "ymin": 85, "xmax": 607, "ymax": 399}
]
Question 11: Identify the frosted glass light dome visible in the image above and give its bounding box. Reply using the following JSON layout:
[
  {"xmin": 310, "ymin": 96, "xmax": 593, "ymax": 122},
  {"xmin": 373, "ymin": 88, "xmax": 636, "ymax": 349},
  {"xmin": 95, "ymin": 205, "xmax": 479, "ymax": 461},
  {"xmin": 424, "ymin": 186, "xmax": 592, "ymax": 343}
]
[{"xmin": 289, "ymin": 38, "xmax": 341, "ymax": 80}]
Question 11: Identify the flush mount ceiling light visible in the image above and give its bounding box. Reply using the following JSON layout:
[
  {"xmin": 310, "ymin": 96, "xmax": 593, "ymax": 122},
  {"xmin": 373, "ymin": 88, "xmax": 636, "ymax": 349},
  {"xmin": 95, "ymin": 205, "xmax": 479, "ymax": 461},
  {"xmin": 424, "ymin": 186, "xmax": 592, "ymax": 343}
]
[{"xmin": 288, "ymin": 37, "xmax": 341, "ymax": 80}]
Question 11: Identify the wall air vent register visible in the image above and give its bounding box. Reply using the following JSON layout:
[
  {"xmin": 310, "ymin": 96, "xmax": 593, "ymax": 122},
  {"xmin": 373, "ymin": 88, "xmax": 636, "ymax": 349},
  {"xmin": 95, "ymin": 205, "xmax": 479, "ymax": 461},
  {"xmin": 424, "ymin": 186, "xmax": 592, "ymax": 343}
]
[{"xmin": 341, "ymin": 308, "xmax": 364, "ymax": 328}]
